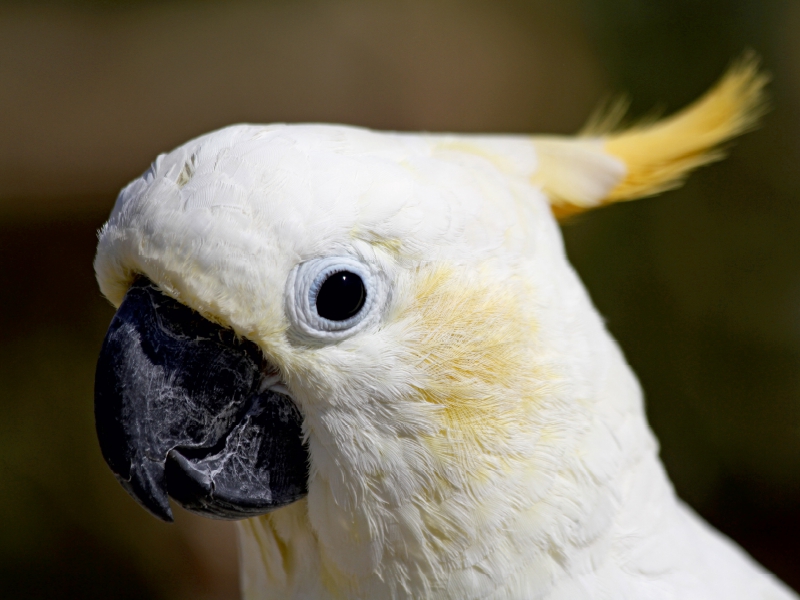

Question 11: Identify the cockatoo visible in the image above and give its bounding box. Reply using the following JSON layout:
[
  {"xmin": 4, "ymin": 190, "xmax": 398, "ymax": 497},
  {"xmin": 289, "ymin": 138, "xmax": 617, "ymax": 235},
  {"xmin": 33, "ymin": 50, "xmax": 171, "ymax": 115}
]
[{"xmin": 94, "ymin": 58, "xmax": 796, "ymax": 599}]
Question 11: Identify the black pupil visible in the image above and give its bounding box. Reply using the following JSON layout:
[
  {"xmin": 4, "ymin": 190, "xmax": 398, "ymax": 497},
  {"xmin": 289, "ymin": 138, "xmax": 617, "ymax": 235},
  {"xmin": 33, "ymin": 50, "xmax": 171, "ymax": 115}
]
[{"xmin": 315, "ymin": 271, "xmax": 366, "ymax": 321}]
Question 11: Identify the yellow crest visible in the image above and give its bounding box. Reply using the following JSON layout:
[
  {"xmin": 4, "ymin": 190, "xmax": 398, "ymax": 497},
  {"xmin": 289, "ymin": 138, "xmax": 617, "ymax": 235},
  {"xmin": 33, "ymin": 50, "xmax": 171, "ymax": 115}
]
[{"xmin": 533, "ymin": 54, "xmax": 769, "ymax": 219}]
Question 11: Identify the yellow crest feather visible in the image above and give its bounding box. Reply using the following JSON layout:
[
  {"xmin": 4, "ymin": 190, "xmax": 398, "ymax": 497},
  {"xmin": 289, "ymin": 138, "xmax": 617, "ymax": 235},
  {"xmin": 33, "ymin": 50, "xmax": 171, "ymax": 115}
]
[
  {"xmin": 601, "ymin": 54, "xmax": 768, "ymax": 203},
  {"xmin": 539, "ymin": 54, "xmax": 768, "ymax": 220}
]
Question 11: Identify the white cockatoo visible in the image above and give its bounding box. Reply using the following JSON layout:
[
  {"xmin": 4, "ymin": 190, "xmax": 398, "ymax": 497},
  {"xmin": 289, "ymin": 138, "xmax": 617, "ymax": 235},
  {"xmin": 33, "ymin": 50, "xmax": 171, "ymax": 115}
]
[{"xmin": 93, "ymin": 58, "xmax": 796, "ymax": 599}]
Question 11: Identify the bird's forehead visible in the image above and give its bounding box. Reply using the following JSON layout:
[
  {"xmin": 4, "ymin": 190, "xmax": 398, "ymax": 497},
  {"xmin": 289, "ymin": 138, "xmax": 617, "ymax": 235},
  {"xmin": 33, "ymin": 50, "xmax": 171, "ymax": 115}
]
[
  {"xmin": 169, "ymin": 123, "xmax": 486, "ymax": 226},
  {"xmin": 96, "ymin": 123, "xmax": 544, "ymax": 328},
  {"xmin": 115, "ymin": 123, "xmax": 528, "ymax": 256}
]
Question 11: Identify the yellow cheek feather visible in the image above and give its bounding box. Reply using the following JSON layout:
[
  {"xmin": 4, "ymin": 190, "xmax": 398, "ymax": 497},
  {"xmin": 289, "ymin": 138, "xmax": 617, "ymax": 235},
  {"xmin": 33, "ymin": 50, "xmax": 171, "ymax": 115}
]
[{"xmin": 400, "ymin": 264, "xmax": 544, "ymax": 465}]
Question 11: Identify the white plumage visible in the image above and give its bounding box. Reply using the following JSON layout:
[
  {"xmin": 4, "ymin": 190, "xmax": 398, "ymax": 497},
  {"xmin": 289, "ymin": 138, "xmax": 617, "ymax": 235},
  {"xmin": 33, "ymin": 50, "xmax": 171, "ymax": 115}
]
[{"xmin": 95, "ymin": 60, "xmax": 796, "ymax": 599}]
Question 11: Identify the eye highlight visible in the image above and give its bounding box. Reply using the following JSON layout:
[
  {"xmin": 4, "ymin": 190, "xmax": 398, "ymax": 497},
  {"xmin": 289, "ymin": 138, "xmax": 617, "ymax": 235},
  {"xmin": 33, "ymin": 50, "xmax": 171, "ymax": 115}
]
[{"xmin": 315, "ymin": 271, "xmax": 366, "ymax": 321}]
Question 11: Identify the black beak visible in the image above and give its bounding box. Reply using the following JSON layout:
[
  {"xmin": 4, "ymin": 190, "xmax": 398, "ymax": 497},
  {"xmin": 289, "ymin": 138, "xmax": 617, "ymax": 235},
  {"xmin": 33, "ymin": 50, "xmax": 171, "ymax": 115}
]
[{"xmin": 94, "ymin": 278, "xmax": 308, "ymax": 521}]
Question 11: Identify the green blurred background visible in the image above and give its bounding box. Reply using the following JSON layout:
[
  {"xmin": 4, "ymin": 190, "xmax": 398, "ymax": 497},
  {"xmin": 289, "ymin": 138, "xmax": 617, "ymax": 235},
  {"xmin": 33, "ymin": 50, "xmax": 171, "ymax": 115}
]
[{"xmin": 1, "ymin": 0, "xmax": 798, "ymax": 597}]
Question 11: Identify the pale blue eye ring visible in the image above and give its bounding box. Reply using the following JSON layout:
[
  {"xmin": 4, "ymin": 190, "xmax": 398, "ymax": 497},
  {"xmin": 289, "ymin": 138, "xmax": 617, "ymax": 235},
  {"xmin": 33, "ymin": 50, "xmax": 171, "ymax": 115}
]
[{"xmin": 285, "ymin": 256, "xmax": 384, "ymax": 341}]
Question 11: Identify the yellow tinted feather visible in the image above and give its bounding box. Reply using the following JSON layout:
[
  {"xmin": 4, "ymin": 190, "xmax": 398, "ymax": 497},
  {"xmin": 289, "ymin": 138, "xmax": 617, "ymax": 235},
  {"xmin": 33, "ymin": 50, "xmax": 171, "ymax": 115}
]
[
  {"xmin": 601, "ymin": 54, "xmax": 768, "ymax": 202},
  {"xmin": 537, "ymin": 55, "xmax": 768, "ymax": 220}
]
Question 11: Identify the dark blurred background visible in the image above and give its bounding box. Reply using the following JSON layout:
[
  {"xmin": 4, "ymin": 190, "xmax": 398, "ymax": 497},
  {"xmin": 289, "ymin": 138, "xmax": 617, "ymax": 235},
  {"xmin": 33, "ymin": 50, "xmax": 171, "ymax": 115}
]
[{"xmin": 1, "ymin": 0, "xmax": 798, "ymax": 598}]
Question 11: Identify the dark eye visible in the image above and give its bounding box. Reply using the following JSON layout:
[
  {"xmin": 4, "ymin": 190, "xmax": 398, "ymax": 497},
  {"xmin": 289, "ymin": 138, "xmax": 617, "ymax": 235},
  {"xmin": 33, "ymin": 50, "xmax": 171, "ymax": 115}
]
[{"xmin": 315, "ymin": 271, "xmax": 366, "ymax": 321}]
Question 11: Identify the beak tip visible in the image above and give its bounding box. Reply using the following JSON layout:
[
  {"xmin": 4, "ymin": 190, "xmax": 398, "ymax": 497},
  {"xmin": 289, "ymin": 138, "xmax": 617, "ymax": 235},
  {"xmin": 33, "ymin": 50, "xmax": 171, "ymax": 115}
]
[
  {"xmin": 132, "ymin": 492, "xmax": 174, "ymax": 522},
  {"xmin": 155, "ymin": 506, "xmax": 175, "ymax": 523},
  {"xmin": 126, "ymin": 481, "xmax": 175, "ymax": 523},
  {"xmin": 116, "ymin": 461, "xmax": 175, "ymax": 524}
]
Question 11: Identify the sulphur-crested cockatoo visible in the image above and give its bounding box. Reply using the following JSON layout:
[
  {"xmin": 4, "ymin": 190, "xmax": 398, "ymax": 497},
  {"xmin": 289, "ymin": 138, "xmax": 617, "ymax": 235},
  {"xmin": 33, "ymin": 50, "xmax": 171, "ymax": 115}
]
[{"xmin": 94, "ymin": 58, "xmax": 796, "ymax": 599}]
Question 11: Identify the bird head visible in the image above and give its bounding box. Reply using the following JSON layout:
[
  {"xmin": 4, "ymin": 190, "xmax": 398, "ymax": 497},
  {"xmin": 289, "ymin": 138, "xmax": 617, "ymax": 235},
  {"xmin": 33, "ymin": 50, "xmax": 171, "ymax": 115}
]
[{"xmin": 94, "ymin": 58, "xmax": 766, "ymax": 593}]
